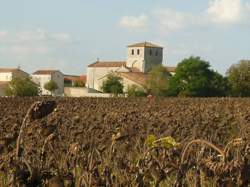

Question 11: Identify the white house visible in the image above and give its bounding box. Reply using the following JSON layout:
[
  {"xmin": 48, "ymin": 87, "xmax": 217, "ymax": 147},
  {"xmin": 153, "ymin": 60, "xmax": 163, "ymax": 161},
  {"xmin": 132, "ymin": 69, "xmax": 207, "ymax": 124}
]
[
  {"xmin": 0, "ymin": 68, "xmax": 29, "ymax": 96},
  {"xmin": 32, "ymin": 70, "xmax": 64, "ymax": 96},
  {"xmin": 86, "ymin": 42, "xmax": 176, "ymax": 92}
]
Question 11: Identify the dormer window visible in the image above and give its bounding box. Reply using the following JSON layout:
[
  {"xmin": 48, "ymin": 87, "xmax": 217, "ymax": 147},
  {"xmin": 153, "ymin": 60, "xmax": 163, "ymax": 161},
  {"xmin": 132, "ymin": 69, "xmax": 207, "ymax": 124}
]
[
  {"xmin": 137, "ymin": 49, "xmax": 140, "ymax": 55},
  {"xmin": 132, "ymin": 49, "xmax": 134, "ymax": 55}
]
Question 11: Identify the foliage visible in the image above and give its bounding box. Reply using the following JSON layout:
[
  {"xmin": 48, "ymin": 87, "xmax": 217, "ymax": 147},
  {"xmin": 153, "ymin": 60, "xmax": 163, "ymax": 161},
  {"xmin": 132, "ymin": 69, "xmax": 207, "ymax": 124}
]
[
  {"xmin": 101, "ymin": 73, "xmax": 123, "ymax": 96},
  {"xmin": 145, "ymin": 135, "xmax": 180, "ymax": 149},
  {"xmin": 227, "ymin": 60, "xmax": 250, "ymax": 97},
  {"xmin": 168, "ymin": 56, "xmax": 228, "ymax": 97},
  {"xmin": 146, "ymin": 65, "xmax": 171, "ymax": 96},
  {"xmin": 73, "ymin": 80, "xmax": 85, "ymax": 87},
  {"xmin": 44, "ymin": 80, "xmax": 58, "ymax": 95},
  {"xmin": 127, "ymin": 85, "xmax": 147, "ymax": 97},
  {"xmin": 5, "ymin": 77, "xmax": 39, "ymax": 96}
]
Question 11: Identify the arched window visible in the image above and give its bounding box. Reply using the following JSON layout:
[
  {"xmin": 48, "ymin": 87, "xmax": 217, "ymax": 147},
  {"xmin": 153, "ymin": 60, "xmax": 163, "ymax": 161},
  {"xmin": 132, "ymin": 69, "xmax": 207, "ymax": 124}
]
[
  {"xmin": 132, "ymin": 49, "xmax": 134, "ymax": 55},
  {"xmin": 137, "ymin": 49, "xmax": 140, "ymax": 55}
]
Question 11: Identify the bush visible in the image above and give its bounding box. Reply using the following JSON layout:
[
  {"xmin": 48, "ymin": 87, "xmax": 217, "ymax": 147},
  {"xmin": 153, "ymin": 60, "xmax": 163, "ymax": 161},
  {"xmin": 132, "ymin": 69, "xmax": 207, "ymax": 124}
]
[
  {"xmin": 101, "ymin": 73, "xmax": 124, "ymax": 96},
  {"xmin": 5, "ymin": 77, "xmax": 39, "ymax": 96},
  {"xmin": 127, "ymin": 85, "xmax": 147, "ymax": 97}
]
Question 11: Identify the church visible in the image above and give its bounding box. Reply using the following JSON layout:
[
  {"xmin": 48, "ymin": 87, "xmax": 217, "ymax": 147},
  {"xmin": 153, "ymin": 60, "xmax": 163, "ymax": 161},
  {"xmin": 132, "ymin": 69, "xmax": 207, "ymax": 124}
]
[{"xmin": 86, "ymin": 42, "xmax": 176, "ymax": 93}]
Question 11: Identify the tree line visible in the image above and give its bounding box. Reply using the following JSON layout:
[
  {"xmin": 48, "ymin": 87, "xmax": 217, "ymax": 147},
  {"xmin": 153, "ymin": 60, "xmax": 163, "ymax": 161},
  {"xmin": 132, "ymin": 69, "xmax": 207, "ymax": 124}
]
[{"xmin": 102, "ymin": 57, "xmax": 250, "ymax": 97}]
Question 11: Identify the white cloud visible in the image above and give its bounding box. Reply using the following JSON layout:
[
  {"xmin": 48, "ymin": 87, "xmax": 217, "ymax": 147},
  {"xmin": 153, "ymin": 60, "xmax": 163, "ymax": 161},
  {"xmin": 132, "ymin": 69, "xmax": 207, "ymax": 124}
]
[
  {"xmin": 0, "ymin": 28, "xmax": 73, "ymax": 60},
  {"xmin": 52, "ymin": 33, "xmax": 72, "ymax": 42},
  {"xmin": 207, "ymin": 0, "xmax": 250, "ymax": 24},
  {"xmin": 0, "ymin": 31, "xmax": 8, "ymax": 40},
  {"xmin": 119, "ymin": 14, "xmax": 148, "ymax": 31},
  {"xmin": 154, "ymin": 9, "xmax": 197, "ymax": 32}
]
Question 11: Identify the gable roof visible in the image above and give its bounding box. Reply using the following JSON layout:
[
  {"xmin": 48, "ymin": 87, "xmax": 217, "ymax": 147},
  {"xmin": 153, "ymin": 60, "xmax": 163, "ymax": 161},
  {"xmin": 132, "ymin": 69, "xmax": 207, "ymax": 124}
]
[
  {"xmin": 33, "ymin": 70, "xmax": 62, "ymax": 75},
  {"xmin": 0, "ymin": 68, "xmax": 28, "ymax": 74},
  {"xmin": 127, "ymin": 42, "xmax": 163, "ymax": 48},
  {"xmin": 120, "ymin": 72, "xmax": 148, "ymax": 86},
  {"xmin": 88, "ymin": 61, "xmax": 126, "ymax": 68}
]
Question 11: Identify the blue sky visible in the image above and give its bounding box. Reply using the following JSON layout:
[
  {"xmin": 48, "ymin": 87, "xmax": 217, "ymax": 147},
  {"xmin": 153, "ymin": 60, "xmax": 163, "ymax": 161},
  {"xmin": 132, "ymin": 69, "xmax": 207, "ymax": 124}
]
[{"xmin": 0, "ymin": 0, "xmax": 249, "ymax": 75}]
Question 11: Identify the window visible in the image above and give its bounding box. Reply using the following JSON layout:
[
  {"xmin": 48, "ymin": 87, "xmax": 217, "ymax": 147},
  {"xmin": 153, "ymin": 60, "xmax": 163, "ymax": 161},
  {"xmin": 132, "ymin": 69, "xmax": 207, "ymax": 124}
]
[
  {"xmin": 155, "ymin": 50, "xmax": 158, "ymax": 56},
  {"xmin": 149, "ymin": 49, "xmax": 152, "ymax": 56},
  {"xmin": 137, "ymin": 49, "xmax": 140, "ymax": 55},
  {"xmin": 132, "ymin": 49, "xmax": 134, "ymax": 55}
]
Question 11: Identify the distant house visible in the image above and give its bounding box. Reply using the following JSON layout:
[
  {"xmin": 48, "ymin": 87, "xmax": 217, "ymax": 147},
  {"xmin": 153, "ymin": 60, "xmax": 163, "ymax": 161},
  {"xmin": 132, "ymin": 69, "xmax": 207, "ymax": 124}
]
[
  {"xmin": 0, "ymin": 68, "xmax": 29, "ymax": 96},
  {"xmin": 86, "ymin": 41, "xmax": 176, "ymax": 92},
  {"xmin": 64, "ymin": 75, "xmax": 86, "ymax": 87},
  {"xmin": 32, "ymin": 70, "xmax": 64, "ymax": 96}
]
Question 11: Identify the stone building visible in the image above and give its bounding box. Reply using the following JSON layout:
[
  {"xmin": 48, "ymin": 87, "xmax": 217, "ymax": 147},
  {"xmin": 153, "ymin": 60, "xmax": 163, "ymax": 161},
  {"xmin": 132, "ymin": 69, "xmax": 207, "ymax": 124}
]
[
  {"xmin": 0, "ymin": 68, "xmax": 29, "ymax": 96},
  {"xmin": 32, "ymin": 70, "xmax": 64, "ymax": 96},
  {"xmin": 86, "ymin": 42, "xmax": 176, "ymax": 93}
]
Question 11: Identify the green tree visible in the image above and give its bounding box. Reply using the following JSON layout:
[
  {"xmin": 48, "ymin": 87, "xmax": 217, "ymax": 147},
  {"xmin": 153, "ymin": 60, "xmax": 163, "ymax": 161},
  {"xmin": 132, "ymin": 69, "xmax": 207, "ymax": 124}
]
[
  {"xmin": 101, "ymin": 73, "xmax": 124, "ymax": 96},
  {"xmin": 5, "ymin": 77, "xmax": 39, "ymax": 96},
  {"xmin": 44, "ymin": 80, "xmax": 58, "ymax": 96},
  {"xmin": 168, "ymin": 56, "xmax": 228, "ymax": 97},
  {"xmin": 73, "ymin": 80, "xmax": 85, "ymax": 87},
  {"xmin": 127, "ymin": 85, "xmax": 147, "ymax": 97},
  {"xmin": 146, "ymin": 65, "xmax": 171, "ymax": 96},
  {"xmin": 227, "ymin": 60, "xmax": 250, "ymax": 97}
]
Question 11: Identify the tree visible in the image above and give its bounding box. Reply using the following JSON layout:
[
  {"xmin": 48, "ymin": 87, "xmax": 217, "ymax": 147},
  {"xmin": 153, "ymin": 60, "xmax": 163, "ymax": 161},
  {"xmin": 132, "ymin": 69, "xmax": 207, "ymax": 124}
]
[
  {"xmin": 168, "ymin": 56, "xmax": 228, "ymax": 97},
  {"xmin": 146, "ymin": 65, "xmax": 171, "ymax": 96},
  {"xmin": 227, "ymin": 60, "xmax": 250, "ymax": 97},
  {"xmin": 5, "ymin": 77, "xmax": 39, "ymax": 96},
  {"xmin": 73, "ymin": 80, "xmax": 85, "ymax": 87},
  {"xmin": 127, "ymin": 85, "xmax": 147, "ymax": 97},
  {"xmin": 44, "ymin": 80, "xmax": 58, "ymax": 96},
  {"xmin": 101, "ymin": 73, "xmax": 124, "ymax": 96}
]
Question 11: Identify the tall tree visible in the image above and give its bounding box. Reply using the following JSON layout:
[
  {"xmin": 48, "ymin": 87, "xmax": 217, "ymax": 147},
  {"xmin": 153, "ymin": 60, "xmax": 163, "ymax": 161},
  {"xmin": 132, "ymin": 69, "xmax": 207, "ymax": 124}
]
[
  {"xmin": 146, "ymin": 65, "xmax": 171, "ymax": 96},
  {"xmin": 168, "ymin": 56, "xmax": 228, "ymax": 97},
  {"xmin": 101, "ymin": 73, "xmax": 123, "ymax": 96},
  {"xmin": 5, "ymin": 77, "xmax": 39, "ymax": 96},
  {"xmin": 227, "ymin": 60, "xmax": 250, "ymax": 97}
]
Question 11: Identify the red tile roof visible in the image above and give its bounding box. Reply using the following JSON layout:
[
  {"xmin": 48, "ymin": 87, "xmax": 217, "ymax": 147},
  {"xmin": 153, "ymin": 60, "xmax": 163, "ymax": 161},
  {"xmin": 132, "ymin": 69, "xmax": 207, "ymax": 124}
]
[
  {"xmin": 88, "ymin": 61, "xmax": 126, "ymax": 68},
  {"xmin": 0, "ymin": 68, "xmax": 28, "ymax": 74},
  {"xmin": 33, "ymin": 70, "xmax": 61, "ymax": 75},
  {"xmin": 120, "ymin": 72, "xmax": 148, "ymax": 86},
  {"xmin": 64, "ymin": 75, "xmax": 86, "ymax": 82},
  {"xmin": 127, "ymin": 42, "xmax": 163, "ymax": 48}
]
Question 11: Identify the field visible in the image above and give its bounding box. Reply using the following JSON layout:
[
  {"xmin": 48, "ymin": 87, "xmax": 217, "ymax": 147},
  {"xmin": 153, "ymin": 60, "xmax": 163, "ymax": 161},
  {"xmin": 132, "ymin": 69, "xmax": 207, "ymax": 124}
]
[{"xmin": 0, "ymin": 97, "xmax": 249, "ymax": 187}]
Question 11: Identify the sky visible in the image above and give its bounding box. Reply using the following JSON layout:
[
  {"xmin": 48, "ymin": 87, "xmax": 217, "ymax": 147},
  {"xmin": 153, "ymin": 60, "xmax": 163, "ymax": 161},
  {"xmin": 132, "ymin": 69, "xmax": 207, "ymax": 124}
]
[{"xmin": 0, "ymin": 0, "xmax": 250, "ymax": 75}]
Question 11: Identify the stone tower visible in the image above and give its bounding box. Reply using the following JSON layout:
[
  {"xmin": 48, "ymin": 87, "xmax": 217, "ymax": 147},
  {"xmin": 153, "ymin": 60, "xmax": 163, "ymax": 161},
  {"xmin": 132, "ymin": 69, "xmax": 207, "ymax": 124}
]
[{"xmin": 126, "ymin": 42, "xmax": 163, "ymax": 73}]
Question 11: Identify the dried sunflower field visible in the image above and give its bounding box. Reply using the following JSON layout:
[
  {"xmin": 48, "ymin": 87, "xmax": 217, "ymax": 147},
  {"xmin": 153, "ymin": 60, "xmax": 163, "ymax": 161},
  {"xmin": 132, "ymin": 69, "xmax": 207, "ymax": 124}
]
[{"xmin": 0, "ymin": 97, "xmax": 249, "ymax": 187}]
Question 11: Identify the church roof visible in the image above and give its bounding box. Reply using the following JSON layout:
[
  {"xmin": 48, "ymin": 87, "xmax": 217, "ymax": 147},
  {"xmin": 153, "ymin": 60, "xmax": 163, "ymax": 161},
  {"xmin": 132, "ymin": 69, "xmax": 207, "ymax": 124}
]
[
  {"xmin": 127, "ymin": 42, "xmax": 163, "ymax": 48},
  {"xmin": 88, "ymin": 61, "xmax": 126, "ymax": 68},
  {"xmin": 120, "ymin": 72, "xmax": 148, "ymax": 86}
]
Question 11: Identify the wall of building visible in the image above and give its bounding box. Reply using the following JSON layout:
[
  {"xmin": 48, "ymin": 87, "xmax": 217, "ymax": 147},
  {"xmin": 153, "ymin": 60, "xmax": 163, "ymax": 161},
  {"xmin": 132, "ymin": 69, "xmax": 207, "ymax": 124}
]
[
  {"xmin": 64, "ymin": 87, "xmax": 111, "ymax": 97},
  {"xmin": 51, "ymin": 72, "xmax": 64, "ymax": 96},
  {"xmin": 144, "ymin": 47, "xmax": 163, "ymax": 72},
  {"xmin": 32, "ymin": 72, "xmax": 64, "ymax": 96},
  {"xmin": 121, "ymin": 77, "xmax": 145, "ymax": 92},
  {"xmin": 87, "ymin": 67, "xmax": 121, "ymax": 92},
  {"xmin": 0, "ymin": 73, "xmax": 12, "ymax": 82},
  {"xmin": 126, "ymin": 47, "xmax": 145, "ymax": 72},
  {"xmin": 32, "ymin": 74, "xmax": 52, "ymax": 95}
]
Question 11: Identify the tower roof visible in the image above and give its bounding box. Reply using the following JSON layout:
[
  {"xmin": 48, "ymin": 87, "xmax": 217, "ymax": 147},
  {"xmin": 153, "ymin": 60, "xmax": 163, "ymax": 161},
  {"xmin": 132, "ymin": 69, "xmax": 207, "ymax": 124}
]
[{"xmin": 127, "ymin": 41, "xmax": 163, "ymax": 48}]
